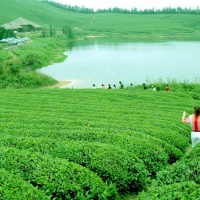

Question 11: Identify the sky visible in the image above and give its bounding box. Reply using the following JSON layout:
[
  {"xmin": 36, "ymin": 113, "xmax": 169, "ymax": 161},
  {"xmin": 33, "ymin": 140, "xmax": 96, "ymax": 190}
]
[{"xmin": 52, "ymin": 0, "xmax": 200, "ymax": 11}]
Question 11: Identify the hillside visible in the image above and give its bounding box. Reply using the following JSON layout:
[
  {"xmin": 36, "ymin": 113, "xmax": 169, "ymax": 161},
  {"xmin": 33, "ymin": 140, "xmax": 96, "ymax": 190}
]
[
  {"xmin": 0, "ymin": 0, "xmax": 93, "ymax": 31},
  {"xmin": 0, "ymin": 88, "xmax": 199, "ymax": 199},
  {"xmin": 0, "ymin": 0, "xmax": 200, "ymax": 38}
]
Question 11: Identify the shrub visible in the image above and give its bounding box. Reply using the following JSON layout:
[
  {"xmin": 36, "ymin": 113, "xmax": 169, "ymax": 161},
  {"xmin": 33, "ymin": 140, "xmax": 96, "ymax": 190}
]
[
  {"xmin": 53, "ymin": 131, "xmax": 169, "ymax": 176},
  {"xmin": 21, "ymin": 50, "xmax": 48, "ymax": 69},
  {"xmin": 143, "ymin": 129, "xmax": 189, "ymax": 152},
  {"xmin": 0, "ymin": 147, "xmax": 119, "ymax": 200},
  {"xmin": 0, "ymin": 71, "xmax": 57, "ymax": 88},
  {"xmin": 154, "ymin": 154, "xmax": 200, "ymax": 186},
  {"xmin": 127, "ymin": 133, "xmax": 183, "ymax": 164},
  {"xmin": 185, "ymin": 143, "xmax": 200, "ymax": 159},
  {"xmin": 137, "ymin": 181, "xmax": 200, "ymax": 200},
  {"xmin": 9, "ymin": 65, "xmax": 20, "ymax": 75},
  {"xmin": 0, "ymin": 135, "xmax": 150, "ymax": 194},
  {"xmin": 0, "ymin": 168, "xmax": 49, "ymax": 200}
]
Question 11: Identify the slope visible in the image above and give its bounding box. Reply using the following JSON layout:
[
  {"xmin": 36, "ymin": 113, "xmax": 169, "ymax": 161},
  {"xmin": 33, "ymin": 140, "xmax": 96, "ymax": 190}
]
[
  {"xmin": 0, "ymin": 0, "xmax": 200, "ymax": 38},
  {"xmin": 0, "ymin": 0, "xmax": 93, "ymax": 30},
  {"xmin": 0, "ymin": 88, "xmax": 198, "ymax": 197}
]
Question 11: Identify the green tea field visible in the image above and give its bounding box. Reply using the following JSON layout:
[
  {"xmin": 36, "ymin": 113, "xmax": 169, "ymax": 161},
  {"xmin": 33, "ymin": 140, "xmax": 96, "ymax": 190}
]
[
  {"xmin": 0, "ymin": 0, "xmax": 200, "ymax": 38},
  {"xmin": 0, "ymin": 88, "xmax": 199, "ymax": 199}
]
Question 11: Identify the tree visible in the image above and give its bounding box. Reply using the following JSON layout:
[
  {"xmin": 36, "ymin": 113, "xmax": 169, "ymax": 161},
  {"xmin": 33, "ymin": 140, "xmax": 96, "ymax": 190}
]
[
  {"xmin": 42, "ymin": 25, "xmax": 56, "ymax": 37},
  {"xmin": 0, "ymin": 27, "xmax": 16, "ymax": 40},
  {"xmin": 62, "ymin": 25, "xmax": 74, "ymax": 39}
]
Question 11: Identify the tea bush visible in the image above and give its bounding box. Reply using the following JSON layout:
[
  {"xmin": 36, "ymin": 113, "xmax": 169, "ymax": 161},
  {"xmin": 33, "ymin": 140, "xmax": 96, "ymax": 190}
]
[
  {"xmin": 137, "ymin": 181, "xmax": 200, "ymax": 200},
  {"xmin": 0, "ymin": 147, "xmax": 118, "ymax": 199},
  {"xmin": 0, "ymin": 168, "xmax": 49, "ymax": 200},
  {"xmin": 54, "ymin": 131, "xmax": 169, "ymax": 176},
  {"xmin": 185, "ymin": 143, "xmax": 200, "ymax": 159},
  {"xmin": 124, "ymin": 132, "xmax": 183, "ymax": 163},
  {"xmin": 154, "ymin": 151, "xmax": 200, "ymax": 186},
  {"xmin": 0, "ymin": 134, "xmax": 149, "ymax": 194},
  {"xmin": 0, "ymin": 89, "xmax": 197, "ymax": 197}
]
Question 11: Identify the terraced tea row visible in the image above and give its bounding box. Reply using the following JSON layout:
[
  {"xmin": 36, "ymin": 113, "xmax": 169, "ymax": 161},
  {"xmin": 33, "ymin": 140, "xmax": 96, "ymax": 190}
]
[
  {"xmin": 0, "ymin": 146, "xmax": 118, "ymax": 199},
  {"xmin": 0, "ymin": 89, "xmax": 198, "ymax": 198},
  {"xmin": 137, "ymin": 143, "xmax": 200, "ymax": 199}
]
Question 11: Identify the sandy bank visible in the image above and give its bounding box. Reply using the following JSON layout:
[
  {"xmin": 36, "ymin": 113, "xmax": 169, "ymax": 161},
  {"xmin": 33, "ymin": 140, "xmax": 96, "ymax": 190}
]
[{"xmin": 44, "ymin": 80, "xmax": 72, "ymax": 88}]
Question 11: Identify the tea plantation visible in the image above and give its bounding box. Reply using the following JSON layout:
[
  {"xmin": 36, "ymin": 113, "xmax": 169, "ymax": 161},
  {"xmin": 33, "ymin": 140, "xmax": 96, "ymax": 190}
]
[{"xmin": 0, "ymin": 88, "xmax": 199, "ymax": 199}]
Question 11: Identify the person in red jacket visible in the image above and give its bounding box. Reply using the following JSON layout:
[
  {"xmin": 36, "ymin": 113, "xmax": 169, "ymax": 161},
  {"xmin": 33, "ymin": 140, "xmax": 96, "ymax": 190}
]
[
  {"xmin": 165, "ymin": 84, "xmax": 170, "ymax": 91},
  {"xmin": 182, "ymin": 106, "xmax": 200, "ymax": 148}
]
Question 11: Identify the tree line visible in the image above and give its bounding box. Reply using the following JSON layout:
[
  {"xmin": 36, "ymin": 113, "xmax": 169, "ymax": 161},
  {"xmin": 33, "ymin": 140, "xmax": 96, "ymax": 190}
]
[
  {"xmin": 44, "ymin": 1, "xmax": 200, "ymax": 14},
  {"xmin": 97, "ymin": 7, "xmax": 200, "ymax": 14},
  {"xmin": 41, "ymin": 25, "xmax": 73, "ymax": 38},
  {"xmin": 43, "ymin": 0, "xmax": 94, "ymax": 13}
]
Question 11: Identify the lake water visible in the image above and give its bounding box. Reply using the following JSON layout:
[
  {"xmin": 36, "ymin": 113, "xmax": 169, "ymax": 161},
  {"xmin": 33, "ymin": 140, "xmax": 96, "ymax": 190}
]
[{"xmin": 37, "ymin": 38, "xmax": 200, "ymax": 88}]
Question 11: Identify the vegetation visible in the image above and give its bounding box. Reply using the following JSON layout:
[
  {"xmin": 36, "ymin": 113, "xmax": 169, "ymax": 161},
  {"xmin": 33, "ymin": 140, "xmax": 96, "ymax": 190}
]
[
  {"xmin": 0, "ymin": 147, "xmax": 118, "ymax": 199},
  {"xmin": 46, "ymin": 0, "xmax": 200, "ymax": 15},
  {"xmin": 137, "ymin": 143, "xmax": 200, "ymax": 199},
  {"xmin": 0, "ymin": 88, "xmax": 199, "ymax": 198},
  {"xmin": 0, "ymin": 0, "xmax": 200, "ymax": 37},
  {"xmin": 97, "ymin": 7, "xmax": 200, "ymax": 14},
  {"xmin": 0, "ymin": 1, "xmax": 200, "ymax": 198},
  {"xmin": 0, "ymin": 36, "xmax": 70, "ymax": 88},
  {"xmin": 0, "ymin": 27, "xmax": 16, "ymax": 40},
  {"xmin": 0, "ymin": 135, "xmax": 149, "ymax": 194},
  {"xmin": 0, "ymin": 0, "xmax": 199, "ymax": 89},
  {"xmin": 137, "ymin": 181, "xmax": 200, "ymax": 200},
  {"xmin": 0, "ymin": 168, "xmax": 49, "ymax": 199}
]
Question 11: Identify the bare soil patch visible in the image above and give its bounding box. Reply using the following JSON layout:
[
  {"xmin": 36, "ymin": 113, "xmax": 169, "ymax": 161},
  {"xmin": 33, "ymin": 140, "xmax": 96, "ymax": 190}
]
[{"xmin": 44, "ymin": 80, "xmax": 72, "ymax": 88}]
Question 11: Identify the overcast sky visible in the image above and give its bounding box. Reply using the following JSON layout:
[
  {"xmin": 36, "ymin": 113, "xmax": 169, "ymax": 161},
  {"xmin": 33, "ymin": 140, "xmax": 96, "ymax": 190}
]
[{"xmin": 52, "ymin": 0, "xmax": 200, "ymax": 11}]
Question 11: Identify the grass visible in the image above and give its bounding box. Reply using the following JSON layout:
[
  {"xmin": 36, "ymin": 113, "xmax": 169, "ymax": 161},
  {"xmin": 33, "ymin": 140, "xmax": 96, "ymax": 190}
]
[
  {"xmin": 0, "ymin": 35, "xmax": 71, "ymax": 88},
  {"xmin": 0, "ymin": 0, "xmax": 93, "ymax": 31},
  {"xmin": 86, "ymin": 13, "xmax": 200, "ymax": 38}
]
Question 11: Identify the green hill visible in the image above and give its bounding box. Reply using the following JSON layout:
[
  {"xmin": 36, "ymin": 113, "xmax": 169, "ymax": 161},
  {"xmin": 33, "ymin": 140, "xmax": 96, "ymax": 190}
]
[
  {"xmin": 1, "ymin": 0, "xmax": 200, "ymax": 38},
  {"xmin": 0, "ymin": 0, "xmax": 93, "ymax": 31},
  {"xmin": 0, "ymin": 88, "xmax": 199, "ymax": 199}
]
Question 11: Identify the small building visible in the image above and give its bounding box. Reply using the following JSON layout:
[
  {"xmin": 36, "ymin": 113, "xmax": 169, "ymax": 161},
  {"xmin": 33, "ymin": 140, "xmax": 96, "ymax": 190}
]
[{"xmin": 1, "ymin": 17, "xmax": 42, "ymax": 32}]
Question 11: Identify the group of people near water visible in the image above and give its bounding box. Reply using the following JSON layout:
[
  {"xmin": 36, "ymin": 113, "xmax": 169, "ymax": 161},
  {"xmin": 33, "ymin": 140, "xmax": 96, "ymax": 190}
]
[
  {"xmin": 93, "ymin": 82, "xmax": 170, "ymax": 91},
  {"xmin": 142, "ymin": 83, "xmax": 170, "ymax": 91},
  {"xmin": 93, "ymin": 81, "xmax": 125, "ymax": 90},
  {"xmin": 92, "ymin": 83, "xmax": 200, "ymax": 148}
]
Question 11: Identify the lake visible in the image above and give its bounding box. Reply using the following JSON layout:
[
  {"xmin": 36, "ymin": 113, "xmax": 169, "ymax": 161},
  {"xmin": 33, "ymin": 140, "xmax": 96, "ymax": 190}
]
[{"xmin": 37, "ymin": 38, "xmax": 200, "ymax": 88}]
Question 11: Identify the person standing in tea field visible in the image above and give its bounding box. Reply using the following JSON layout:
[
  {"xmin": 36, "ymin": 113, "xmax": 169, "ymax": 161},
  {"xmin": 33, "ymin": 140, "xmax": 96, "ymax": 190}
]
[
  {"xmin": 182, "ymin": 106, "xmax": 200, "ymax": 148},
  {"xmin": 152, "ymin": 85, "xmax": 156, "ymax": 91},
  {"xmin": 165, "ymin": 84, "xmax": 170, "ymax": 91},
  {"xmin": 130, "ymin": 83, "xmax": 134, "ymax": 89},
  {"xmin": 119, "ymin": 81, "xmax": 124, "ymax": 90},
  {"xmin": 102, "ymin": 84, "xmax": 106, "ymax": 89},
  {"xmin": 108, "ymin": 84, "xmax": 112, "ymax": 89},
  {"xmin": 143, "ymin": 83, "xmax": 147, "ymax": 90}
]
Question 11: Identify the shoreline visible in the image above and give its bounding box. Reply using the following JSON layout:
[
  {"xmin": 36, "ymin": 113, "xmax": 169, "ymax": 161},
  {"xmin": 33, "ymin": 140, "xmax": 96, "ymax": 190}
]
[{"xmin": 44, "ymin": 80, "xmax": 73, "ymax": 89}]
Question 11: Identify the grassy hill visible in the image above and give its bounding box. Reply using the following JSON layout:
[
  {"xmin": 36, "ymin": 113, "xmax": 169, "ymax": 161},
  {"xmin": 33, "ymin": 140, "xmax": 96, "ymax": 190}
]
[
  {"xmin": 0, "ymin": 88, "xmax": 199, "ymax": 199},
  {"xmin": 0, "ymin": 0, "xmax": 93, "ymax": 31},
  {"xmin": 0, "ymin": 0, "xmax": 200, "ymax": 38}
]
